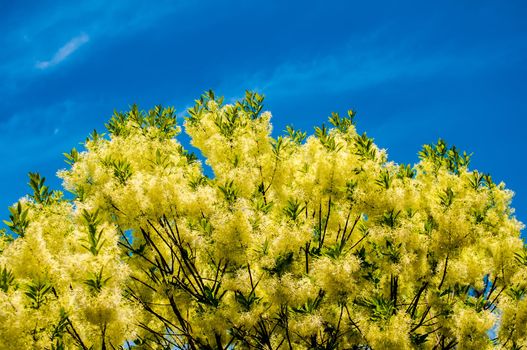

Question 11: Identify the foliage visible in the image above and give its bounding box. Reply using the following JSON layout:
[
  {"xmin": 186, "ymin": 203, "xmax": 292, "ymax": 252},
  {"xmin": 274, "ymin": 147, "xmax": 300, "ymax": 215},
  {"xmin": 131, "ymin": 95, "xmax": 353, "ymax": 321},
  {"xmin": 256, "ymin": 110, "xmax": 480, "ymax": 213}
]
[{"xmin": 0, "ymin": 90, "xmax": 525, "ymax": 349}]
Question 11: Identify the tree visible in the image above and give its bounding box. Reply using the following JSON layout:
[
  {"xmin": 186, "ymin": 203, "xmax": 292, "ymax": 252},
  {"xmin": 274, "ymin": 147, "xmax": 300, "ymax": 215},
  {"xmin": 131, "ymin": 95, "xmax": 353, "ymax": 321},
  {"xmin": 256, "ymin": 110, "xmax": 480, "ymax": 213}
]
[{"xmin": 0, "ymin": 90, "xmax": 525, "ymax": 350}]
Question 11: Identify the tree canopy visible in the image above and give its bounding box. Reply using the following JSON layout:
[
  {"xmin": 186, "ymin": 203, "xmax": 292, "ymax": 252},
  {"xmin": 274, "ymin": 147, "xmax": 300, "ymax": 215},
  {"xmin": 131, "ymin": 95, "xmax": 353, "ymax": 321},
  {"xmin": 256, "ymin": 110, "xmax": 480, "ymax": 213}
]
[{"xmin": 1, "ymin": 91, "xmax": 525, "ymax": 350}]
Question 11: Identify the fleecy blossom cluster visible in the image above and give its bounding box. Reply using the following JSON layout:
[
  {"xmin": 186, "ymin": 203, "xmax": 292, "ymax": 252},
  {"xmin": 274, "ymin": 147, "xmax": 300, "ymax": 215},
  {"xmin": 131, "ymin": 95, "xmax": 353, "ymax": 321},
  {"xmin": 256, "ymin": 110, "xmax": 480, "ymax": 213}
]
[{"xmin": 0, "ymin": 91, "xmax": 525, "ymax": 349}]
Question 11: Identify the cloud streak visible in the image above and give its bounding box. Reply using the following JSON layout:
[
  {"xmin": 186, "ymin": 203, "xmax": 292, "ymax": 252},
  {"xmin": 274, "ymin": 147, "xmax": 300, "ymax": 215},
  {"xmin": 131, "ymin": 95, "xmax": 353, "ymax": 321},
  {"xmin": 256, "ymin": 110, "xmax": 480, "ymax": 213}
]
[
  {"xmin": 228, "ymin": 26, "xmax": 513, "ymax": 100},
  {"xmin": 36, "ymin": 33, "xmax": 89, "ymax": 69},
  {"xmin": 244, "ymin": 50, "xmax": 485, "ymax": 98}
]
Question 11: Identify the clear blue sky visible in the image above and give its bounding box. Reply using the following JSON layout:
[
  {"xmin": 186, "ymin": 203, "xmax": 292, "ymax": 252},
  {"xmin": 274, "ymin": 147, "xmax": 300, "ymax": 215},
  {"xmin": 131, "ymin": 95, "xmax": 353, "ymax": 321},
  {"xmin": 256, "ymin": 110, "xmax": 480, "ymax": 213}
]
[{"xmin": 1, "ymin": 0, "xmax": 526, "ymax": 234}]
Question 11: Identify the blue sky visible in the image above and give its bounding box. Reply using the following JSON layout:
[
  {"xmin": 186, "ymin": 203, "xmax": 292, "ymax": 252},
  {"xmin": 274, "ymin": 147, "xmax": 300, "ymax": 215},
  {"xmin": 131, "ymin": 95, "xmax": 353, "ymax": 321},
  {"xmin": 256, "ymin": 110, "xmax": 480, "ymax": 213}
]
[{"xmin": 1, "ymin": 0, "xmax": 526, "ymax": 234}]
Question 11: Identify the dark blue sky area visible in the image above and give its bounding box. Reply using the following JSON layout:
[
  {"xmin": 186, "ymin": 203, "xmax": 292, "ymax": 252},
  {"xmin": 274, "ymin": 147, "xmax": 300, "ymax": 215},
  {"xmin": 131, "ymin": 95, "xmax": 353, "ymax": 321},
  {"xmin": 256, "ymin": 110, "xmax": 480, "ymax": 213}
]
[{"xmin": 1, "ymin": 1, "xmax": 526, "ymax": 233}]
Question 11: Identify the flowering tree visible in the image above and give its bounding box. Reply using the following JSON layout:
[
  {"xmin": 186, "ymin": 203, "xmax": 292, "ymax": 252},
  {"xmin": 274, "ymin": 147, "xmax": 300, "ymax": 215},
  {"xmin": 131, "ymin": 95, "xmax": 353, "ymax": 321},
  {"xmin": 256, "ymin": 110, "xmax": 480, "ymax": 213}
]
[{"xmin": 1, "ymin": 91, "xmax": 526, "ymax": 350}]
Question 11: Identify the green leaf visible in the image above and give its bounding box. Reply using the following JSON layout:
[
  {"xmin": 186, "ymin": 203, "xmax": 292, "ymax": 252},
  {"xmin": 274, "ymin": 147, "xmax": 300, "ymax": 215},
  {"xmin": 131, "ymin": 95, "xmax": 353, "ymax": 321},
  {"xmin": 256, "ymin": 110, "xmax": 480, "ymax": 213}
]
[
  {"xmin": 81, "ymin": 209, "xmax": 105, "ymax": 255},
  {"xmin": 218, "ymin": 180, "xmax": 239, "ymax": 205},
  {"xmin": 283, "ymin": 199, "xmax": 305, "ymax": 221},
  {"xmin": 264, "ymin": 252, "xmax": 294, "ymax": 276},
  {"xmin": 0, "ymin": 266, "xmax": 15, "ymax": 293},
  {"xmin": 189, "ymin": 175, "xmax": 209, "ymax": 190},
  {"xmin": 4, "ymin": 201, "xmax": 29, "ymax": 237},
  {"xmin": 292, "ymin": 289, "xmax": 325, "ymax": 314},
  {"xmin": 354, "ymin": 132, "xmax": 376, "ymax": 160},
  {"xmin": 328, "ymin": 110, "xmax": 355, "ymax": 133},
  {"xmin": 397, "ymin": 164, "xmax": 416, "ymax": 179},
  {"xmin": 375, "ymin": 169, "xmax": 392, "ymax": 189},
  {"xmin": 112, "ymin": 159, "xmax": 133, "ymax": 185},
  {"xmin": 28, "ymin": 172, "xmax": 53, "ymax": 204},
  {"xmin": 419, "ymin": 139, "xmax": 471, "ymax": 175},
  {"xmin": 84, "ymin": 267, "xmax": 111, "ymax": 295},
  {"xmin": 356, "ymin": 294, "xmax": 395, "ymax": 321},
  {"xmin": 315, "ymin": 123, "xmax": 341, "ymax": 152},
  {"xmin": 380, "ymin": 209, "xmax": 400, "ymax": 228},
  {"xmin": 439, "ymin": 187, "xmax": 455, "ymax": 208},
  {"xmin": 25, "ymin": 280, "xmax": 53, "ymax": 309},
  {"xmin": 285, "ymin": 125, "xmax": 306, "ymax": 144},
  {"xmin": 63, "ymin": 148, "xmax": 79, "ymax": 166},
  {"xmin": 234, "ymin": 289, "xmax": 261, "ymax": 311}
]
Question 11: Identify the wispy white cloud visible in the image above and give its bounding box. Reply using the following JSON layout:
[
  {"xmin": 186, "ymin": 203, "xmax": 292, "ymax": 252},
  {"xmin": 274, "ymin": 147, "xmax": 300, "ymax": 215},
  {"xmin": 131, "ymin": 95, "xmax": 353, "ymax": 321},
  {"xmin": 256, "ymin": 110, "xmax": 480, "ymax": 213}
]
[
  {"xmin": 240, "ymin": 51, "xmax": 474, "ymax": 97},
  {"xmin": 228, "ymin": 28, "xmax": 512, "ymax": 99},
  {"xmin": 36, "ymin": 33, "xmax": 90, "ymax": 69},
  {"xmin": 1, "ymin": 1, "xmax": 189, "ymax": 87}
]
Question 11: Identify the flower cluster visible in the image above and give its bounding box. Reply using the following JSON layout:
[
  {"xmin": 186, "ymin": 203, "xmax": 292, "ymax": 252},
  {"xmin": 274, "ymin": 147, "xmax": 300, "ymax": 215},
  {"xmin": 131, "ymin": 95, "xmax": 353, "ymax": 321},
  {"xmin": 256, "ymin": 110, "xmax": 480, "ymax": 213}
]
[{"xmin": 0, "ymin": 91, "xmax": 525, "ymax": 349}]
